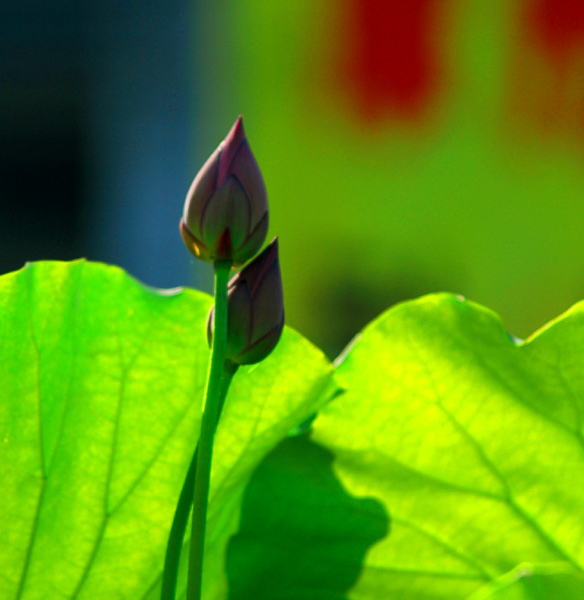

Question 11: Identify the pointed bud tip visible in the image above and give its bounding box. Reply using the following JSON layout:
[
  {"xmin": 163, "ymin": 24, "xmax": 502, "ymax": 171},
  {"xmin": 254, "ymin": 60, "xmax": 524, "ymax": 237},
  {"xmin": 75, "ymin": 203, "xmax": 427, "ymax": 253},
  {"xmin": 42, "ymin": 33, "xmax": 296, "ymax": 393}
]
[
  {"xmin": 216, "ymin": 115, "xmax": 247, "ymax": 189},
  {"xmin": 266, "ymin": 236, "xmax": 278, "ymax": 258},
  {"xmin": 222, "ymin": 116, "xmax": 245, "ymax": 152},
  {"xmin": 252, "ymin": 236, "xmax": 279, "ymax": 264}
]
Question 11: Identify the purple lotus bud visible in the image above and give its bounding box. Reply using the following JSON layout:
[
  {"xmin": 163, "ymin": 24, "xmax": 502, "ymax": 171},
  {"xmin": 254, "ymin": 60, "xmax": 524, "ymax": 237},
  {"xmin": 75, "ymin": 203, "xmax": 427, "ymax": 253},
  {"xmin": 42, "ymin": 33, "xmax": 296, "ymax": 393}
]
[
  {"xmin": 208, "ymin": 238, "xmax": 284, "ymax": 365},
  {"xmin": 180, "ymin": 116, "xmax": 269, "ymax": 265}
]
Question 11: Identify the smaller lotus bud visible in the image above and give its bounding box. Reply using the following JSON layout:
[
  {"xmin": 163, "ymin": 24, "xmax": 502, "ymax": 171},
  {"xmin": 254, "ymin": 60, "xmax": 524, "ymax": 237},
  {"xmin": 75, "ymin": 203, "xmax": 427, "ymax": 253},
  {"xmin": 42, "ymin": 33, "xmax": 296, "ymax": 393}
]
[
  {"xmin": 208, "ymin": 238, "xmax": 284, "ymax": 365},
  {"xmin": 180, "ymin": 116, "xmax": 268, "ymax": 266}
]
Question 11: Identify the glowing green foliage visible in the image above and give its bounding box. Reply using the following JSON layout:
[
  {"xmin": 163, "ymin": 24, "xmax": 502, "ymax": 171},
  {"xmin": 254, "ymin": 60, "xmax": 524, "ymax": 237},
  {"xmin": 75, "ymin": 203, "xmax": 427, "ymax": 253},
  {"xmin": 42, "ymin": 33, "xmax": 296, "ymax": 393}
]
[
  {"xmin": 313, "ymin": 294, "xmax": 584, "ymax": 598},
  {"xmin": 0, "ymin": 261, "xmax": 336, "ymax": 600},
  {"xmin": 1, "ymin": 263, "xmax": 583, "ymax": 599},
  {"xmin": 225, "ymin": 294, "xmax": 584, "ymax": 599}
]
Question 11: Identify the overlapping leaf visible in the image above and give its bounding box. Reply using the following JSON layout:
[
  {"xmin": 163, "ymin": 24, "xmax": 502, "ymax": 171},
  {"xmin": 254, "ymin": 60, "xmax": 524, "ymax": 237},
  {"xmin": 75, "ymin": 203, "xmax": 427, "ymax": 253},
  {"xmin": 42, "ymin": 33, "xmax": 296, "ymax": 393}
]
[
  {"xmin": 314, "ymin": 294, "xmax": 584, "ymax": 599},
  {"xmin": 0, "ymin": 260, "xmax": 337, "ymax": 600},
  {"xmin": 227, "ymin": 293, "xmax": 584, "ymax": 599}
]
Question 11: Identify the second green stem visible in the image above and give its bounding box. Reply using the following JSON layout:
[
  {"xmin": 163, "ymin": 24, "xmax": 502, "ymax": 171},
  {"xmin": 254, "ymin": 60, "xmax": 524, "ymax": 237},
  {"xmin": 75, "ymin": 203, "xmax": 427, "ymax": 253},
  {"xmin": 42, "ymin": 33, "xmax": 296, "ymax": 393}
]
[{"xmin": 187, "ymin": 260, "xmax": 232, "ymax": 600}]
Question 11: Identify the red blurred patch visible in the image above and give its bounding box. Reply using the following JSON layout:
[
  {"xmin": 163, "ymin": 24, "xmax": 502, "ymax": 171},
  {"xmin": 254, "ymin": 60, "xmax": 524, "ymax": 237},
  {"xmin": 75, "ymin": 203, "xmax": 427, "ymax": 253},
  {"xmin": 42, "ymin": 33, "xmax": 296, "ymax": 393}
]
[
  {"xmin": 508, "ymin": 0, "xmax": 584, "ymax": 141},
  {"xmin": 528, "ymin": 0, "xmax": 584, "ymax": 70},
  {"xmin": 336, "ymin": 0, "xmax": 440, "ymax": 123}
]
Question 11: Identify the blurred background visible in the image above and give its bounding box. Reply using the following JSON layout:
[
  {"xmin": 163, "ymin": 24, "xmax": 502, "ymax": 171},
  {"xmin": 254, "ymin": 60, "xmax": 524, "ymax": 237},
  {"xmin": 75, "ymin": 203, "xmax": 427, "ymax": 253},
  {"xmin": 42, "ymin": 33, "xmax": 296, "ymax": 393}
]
[{"xmin": 2, "ymin": 0, "xmax": 584, "ymax": 358}]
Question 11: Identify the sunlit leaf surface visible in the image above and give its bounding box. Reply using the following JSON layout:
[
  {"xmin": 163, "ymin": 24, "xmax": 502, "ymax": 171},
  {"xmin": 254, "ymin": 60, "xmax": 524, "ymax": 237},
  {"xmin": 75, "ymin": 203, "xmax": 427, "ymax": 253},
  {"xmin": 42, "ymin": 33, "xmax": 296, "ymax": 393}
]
[
  {"xmin": 313, "ymin": 294, "xmax": 584, "ymax": 599},
  {"xmin": 227, "ymin": 293, "xmax": 584, "ymax": 599},
  {"xmin": 0, "ymin": 261, "xmax": 336, "ymax": 600}
]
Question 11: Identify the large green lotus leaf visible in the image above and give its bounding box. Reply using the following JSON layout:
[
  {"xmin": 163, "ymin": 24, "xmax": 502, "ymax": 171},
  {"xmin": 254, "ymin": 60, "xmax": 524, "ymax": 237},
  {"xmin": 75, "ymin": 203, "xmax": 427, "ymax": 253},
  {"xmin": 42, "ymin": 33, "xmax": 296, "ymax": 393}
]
[
  {"xmin": 0, "ymin": 260, "xmax": 337, "ymax": 600},
  {"xmin": 467, "ymin": 563, "xmax": 584, "ymax": 599},
  {"xmin": 306, "ymin": 293, "xmax": 584, "ymax": 599}
]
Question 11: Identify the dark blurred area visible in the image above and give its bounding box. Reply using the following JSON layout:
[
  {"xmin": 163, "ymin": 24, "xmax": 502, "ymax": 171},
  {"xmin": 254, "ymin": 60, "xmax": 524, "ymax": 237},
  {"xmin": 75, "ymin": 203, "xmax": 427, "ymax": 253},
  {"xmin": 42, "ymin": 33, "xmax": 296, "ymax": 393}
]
[{"xmin": 0, "ymin": 0, "xmax": 196, "ymax": 288}]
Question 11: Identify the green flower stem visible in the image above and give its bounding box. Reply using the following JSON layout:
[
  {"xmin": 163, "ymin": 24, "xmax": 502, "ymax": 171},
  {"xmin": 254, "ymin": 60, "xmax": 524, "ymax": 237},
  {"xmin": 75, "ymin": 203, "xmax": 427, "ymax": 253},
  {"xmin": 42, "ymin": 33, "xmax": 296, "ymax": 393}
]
[
  {"xmin": 187, "ymin": 260, "xmax": 232, "ymax": 600},
  {"xmin": 160, "ymin": 361, "xmax": 238, "ymax": 600}
]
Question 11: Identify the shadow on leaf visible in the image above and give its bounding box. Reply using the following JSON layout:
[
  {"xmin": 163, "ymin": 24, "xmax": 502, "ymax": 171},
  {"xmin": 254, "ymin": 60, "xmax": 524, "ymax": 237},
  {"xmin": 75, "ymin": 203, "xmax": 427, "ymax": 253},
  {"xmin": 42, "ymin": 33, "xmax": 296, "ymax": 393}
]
[{"xmin": 226, "ymin": 433, "xmax": 389, "ymax": 599}]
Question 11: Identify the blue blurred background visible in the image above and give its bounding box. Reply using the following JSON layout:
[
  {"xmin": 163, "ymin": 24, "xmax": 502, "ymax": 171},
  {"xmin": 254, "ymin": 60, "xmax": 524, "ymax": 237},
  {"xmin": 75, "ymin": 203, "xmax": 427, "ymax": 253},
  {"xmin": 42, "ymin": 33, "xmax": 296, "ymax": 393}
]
[
  {"xmin": 3, "ymin": 0, "xmax": 584, "ymax": 359},
  {"xmin": 0, "ymin": 0, "xmax": 195, "ymax": 288}
]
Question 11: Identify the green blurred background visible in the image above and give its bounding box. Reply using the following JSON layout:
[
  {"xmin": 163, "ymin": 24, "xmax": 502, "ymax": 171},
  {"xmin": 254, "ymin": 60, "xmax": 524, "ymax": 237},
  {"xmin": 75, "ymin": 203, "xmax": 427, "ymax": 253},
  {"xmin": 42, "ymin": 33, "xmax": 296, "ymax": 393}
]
[
  {"xmin": 2, "ymin": 0, "xmax": 584, "ymax": 359},
  {"xmin": 193, "ymin": 0, "xmax": 584, "ymax": 358}
]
